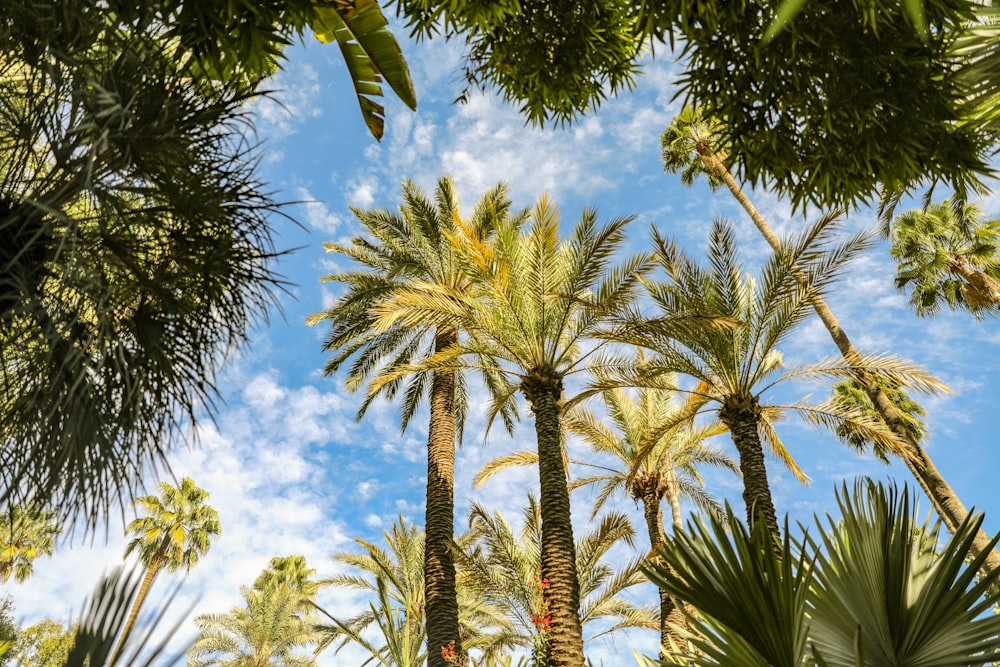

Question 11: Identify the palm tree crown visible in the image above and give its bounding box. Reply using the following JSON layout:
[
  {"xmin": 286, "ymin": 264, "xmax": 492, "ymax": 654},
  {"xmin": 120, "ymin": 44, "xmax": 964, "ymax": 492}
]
[
  {"xmin": 890, "ymin": 199, "xmax": 1000, "ymax": 317},
  {"xmin": 0, "ymin": 504, "xmax": 61, "ymax": 583},
  {"xmin": 617, "ymin": 219, "xmax": 939, "ymax": 538},
  {"xmin": 187, "ymin": 584, "xmax": 317, "ymax": 667}
]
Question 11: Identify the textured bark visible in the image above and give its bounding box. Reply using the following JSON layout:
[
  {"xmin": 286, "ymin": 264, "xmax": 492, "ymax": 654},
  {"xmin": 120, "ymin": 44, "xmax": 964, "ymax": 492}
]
[
  {"xmin": 523, "ymin": 372, "xmax": 586, "ymax": 667},
  {"xmin": 640, "ymin": 481, "xmax": 685, "ymax": 656},
  {"xmin": 699, "ymin": 149, "xmax": 1000, "ymax": 578},
  {"xmin": 425, "ymin": 327, "xmax": 463, "ymax": 667},
  {"xmin": 718, "ymin": 395, "xmax": 780, "ymax": 540}
]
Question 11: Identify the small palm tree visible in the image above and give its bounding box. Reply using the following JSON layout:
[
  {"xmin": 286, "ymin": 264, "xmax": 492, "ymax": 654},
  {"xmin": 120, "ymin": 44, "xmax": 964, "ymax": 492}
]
[
  {"xmin": 566, "ymin": 378, "xmax": 735, "ymax": 653},
  {"xmin": 645, "ymin": 480, "xmax": 1000, "ymax": 666},
  {"xmin": 890, "ymin": 199, "xmax": 1000, "ymax": 317},
  {"xmin": 309, "ymin": 177, "xmax": 519, "ymax": 667},
  {"xmin": 457, "ymin": 498, "xmax": 657, "ymax": 665},
  {"xmin": 367, "ymin": 196, "xmax": 653, "ymax": 665},
  {"xmin": 0, "ymin": 504, "xmax": 61, "ymax": 583},
  {"xmin": 616, "ymin": 219, "xmax": 941, "ymax": 539},
  {"xmin": 187, "ymin": 584, "xmax": 317, "ymax": 667},
  {"xmin": 316, "ymin": 518, "xmax": 511, "ymax": 667},
  {"xmin": 110, "ymin": 477, "xmax": 220, "ymax": 666}
]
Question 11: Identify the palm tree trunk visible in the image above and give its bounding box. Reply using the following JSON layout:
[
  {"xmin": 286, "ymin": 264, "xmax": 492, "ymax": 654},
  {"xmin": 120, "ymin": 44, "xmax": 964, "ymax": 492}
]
[
  {"xmin": 698, "ymin": 150, "xmax": 1000, "ymax": 577},
  {"xmin": 425, "ymin": 327, "xmax": 463, "ymax": 667},
  {"xmin": 640, "ymin": 482, "xmax": 685, "ymax": 657},
  {"xmin": 718, "ymin": 395, "xmax": 780, "ymax": 540},
  {"xmin": 108, "ymin": 559, "xmax": 163, "ymax": 667},
  {"xmin": 524, "ymin": 373, "xmax": 586, "ymax": 667}
]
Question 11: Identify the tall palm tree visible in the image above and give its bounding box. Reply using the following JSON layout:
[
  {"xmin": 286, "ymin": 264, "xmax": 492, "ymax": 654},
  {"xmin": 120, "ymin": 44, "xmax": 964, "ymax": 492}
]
[
  {"xmin": 644, "ymin": 480, "xmax": 1000, "ymax": 667},
  {"xmin": 474, "ymin": 371, "xmax": 736, "ymax": 654},
  {"xmin": 368, "ymin": 196, "xmax": 652, "ymax": 666},
  {"xmin": 659, "ymin": 106, "xmax": 1000, "ymax": 576},
  {"xmin": 617, "ymin": 219, "xmax": 940, "ymax": 539},
  {"xmin": 457, "ymin": 498, "xmax": 657, "ymax": 665},
  {"xmin": 110, "ymin": 477, "xmax": 221, "ymax": 667},
  {"xmin": 0, "ymin": 504, "xmax": 61, "ymax": 583},
  {"xmin": 890, "ymin": 199, "xmax": 1000, "ymax": 317},
  {"xmin": 187, "ymin": 584, "xmax": 317, "ymax": 667},
  {"xmin": 309, "ymin": 177, "xmax": 519, "ymax": 667}
]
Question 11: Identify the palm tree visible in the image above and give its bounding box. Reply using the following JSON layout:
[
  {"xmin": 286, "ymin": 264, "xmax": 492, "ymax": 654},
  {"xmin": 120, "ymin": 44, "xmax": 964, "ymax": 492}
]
[
  {"xmin": 368, "ymin": 196, "xmax": 652, "ymax": 666},
  {"xmin": 830, "ymin": 378, "xmax": 927, "ymax": 462},
  {"xmin": 0, "ymin": 504, "xmax": 61, "ymax": 583},
  {"xmin": 659, "ymin": 106, "xmax": 1000, "ymax": 577},
  {"xmin": 187, "ymin": 584, "xmax": 317, "ymax": 667},
  {"xmin": 644, "ymin": 480, "xmax": 1000, "ymax": 666},
  {"xmin": 315, "ymin": 518, "xmax": 426, "ymax": 667},
  {"xmin": 474, "ymin": 371, "xmax": 736, "ymax": 654},
  {"xmin": 253, "ymin": 555, "xmax": 322, "ymax": 608},
  {"xmin": 309, "ymin": 177, "xmax": 519, "ymax": 667},
  {"xmin": 457, "ymin": 498, "xmax": 657, "ymax": 665},
  {"xmin": 566, "ymin": 379, "xmax": 734, "ymax": 653},
  {"xmin": 618, "ymin": 219, "xmax": 940, "ymax": 539},
  {"xmin": 315, "ymin": 518, "xmax": 512, "ymax": 667},
  {"xmin": 890, "ymin": 199, "xmax": 1000, "ymax": 317},
  {"xmin": 110, "ymin": 477, "xmax": 220, "ymax": 667}
]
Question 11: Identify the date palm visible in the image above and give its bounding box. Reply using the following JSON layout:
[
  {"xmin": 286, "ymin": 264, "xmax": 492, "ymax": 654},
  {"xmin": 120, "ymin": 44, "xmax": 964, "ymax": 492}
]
[
  {"xmin": 110, "ymin": 477, "xmax": 220, "ymax": 667},
  {"xmin": 474, "ymin": 373, "xmax": 735, "ymax": 654},
  {"xmin": 0, "ymin": 504, "xmax": 61, "ymax": 583},
  {"xmin": 890, "ymin": 199, "xmax": 1000, "ymax": 317},
  {"xmin": 253, "ymin": 554, "xmax": 322, "ymax": 608},
  {"xmin": 458, "ymin": 497, "xmax": 656, "ymax": 665},
  {"xmin": 659, "ymin": 106, "xmax": 1000, "ymax": 577},
  {"xmin": 187, "ymin": 584, "xmax": 317, "ymax": 667},
  {"xmin": 315, "ymin": 519, "xmax": 425, "ymax": 667},
  {"xmin": 309, "ymin": 177, "xmax": 519, "ymax": 667},
  {"xmin": 566, "ymin": 379, "xmax": 734, "ymax": 653},
  {"xmin": 368, "ymin": 197, "xmax": 653, "ymax": 666},
  {"xmin": 617, "ymin": 219, "xmax": 940, "ymax": 539},
  {"xmin": 315, "ymin": 518, "xmax": 512, "ymax": 667}
]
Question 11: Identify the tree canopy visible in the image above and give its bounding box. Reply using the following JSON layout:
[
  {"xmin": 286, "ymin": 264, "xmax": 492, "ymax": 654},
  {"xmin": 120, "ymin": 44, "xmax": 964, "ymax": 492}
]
[{"xmin": 393, "ymin": 0, "xmax": 995, "ymax": 209}]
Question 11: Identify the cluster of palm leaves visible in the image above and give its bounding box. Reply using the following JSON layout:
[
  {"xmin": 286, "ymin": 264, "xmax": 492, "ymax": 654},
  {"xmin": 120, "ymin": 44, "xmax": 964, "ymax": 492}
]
[{"xmin": 306, "ymin": 163, "xmax": 965, "ymax": 666}]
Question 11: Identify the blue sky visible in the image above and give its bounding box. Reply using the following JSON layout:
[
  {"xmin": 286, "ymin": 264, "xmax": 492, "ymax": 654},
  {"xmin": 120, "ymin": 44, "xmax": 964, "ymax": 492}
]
[{"xmin": 8, "ymin": 21, "xmax": 1000, "ymax": 666}]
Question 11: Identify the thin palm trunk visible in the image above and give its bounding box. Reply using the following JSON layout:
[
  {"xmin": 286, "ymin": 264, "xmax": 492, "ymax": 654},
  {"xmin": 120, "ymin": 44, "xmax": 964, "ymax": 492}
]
[
  {"xmin": 425, "ymin": 327, "xmax": 462, "ymax": 667},
  {"xmin": 109, "ymin": 543, "xmax": 168, "ymax": 667},
  {"xmin": 718, "ymin": 396, "xmax": 780, "ymax": 540},
  {"xmin": 698, "ymin": 149, "xmax": 1000, "ymax": 576},
  {"xmin": 640, "ymin": 482, "xmax": 684, "ymax": 656},
  {"xmin": 525, "ymin": 374, "xmax": 586, "ymax": 667}
]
